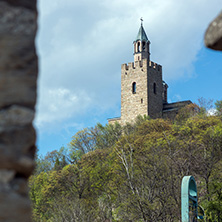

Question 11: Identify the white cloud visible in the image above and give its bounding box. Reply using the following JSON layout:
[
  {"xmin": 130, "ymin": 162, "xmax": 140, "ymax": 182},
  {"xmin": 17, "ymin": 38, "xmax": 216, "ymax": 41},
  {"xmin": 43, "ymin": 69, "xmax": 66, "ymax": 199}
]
[
  {"xmin": 207, "ymin": 108, "xmax": 217, "ymax": 116},
  {"xmin": 35, "ymin": 87, "xmax": 92, "ymax": 128},
  {"xmin": 35, "ymin": 0, "xmax": 221, "ymax": 132}
]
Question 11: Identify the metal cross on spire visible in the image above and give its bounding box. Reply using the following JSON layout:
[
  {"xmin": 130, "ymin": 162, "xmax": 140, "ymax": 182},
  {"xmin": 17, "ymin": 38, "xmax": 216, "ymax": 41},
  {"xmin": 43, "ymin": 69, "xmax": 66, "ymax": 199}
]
[{"xmin": 140, "ymin": 17, "xmax": 143, "ymax": 25}]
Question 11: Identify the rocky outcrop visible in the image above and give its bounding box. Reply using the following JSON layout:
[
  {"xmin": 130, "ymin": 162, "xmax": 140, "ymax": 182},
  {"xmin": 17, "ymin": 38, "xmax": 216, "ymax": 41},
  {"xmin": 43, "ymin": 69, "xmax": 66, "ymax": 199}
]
[
  {"xmin": 205, "ymin": 11, "xmax": 222, "ymax": 51},
  {"xmin": 0, "ymin": 0, "xmax": 37, "ymax": 221}
]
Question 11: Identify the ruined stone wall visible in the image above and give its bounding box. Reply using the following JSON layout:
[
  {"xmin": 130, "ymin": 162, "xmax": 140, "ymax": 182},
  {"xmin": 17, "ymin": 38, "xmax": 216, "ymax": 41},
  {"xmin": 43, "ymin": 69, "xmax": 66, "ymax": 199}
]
[
  {"xmin": 205, "ymin": 11, "xmax": 222, "ymax": 51},
  {"xmin": 121, "ymin": 59, "xmax": 149, "ymax": 125},
  {"xmin": 0, "ymin": 0, "xmax": 38, "ymax": 221}
]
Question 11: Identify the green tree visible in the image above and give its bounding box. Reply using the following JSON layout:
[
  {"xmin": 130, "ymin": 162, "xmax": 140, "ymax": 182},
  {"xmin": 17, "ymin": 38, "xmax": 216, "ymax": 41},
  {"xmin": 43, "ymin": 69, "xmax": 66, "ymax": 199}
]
[
  {"xmin": 215, "ymin": 100, "xmax": 222, "ymax": 117},
  {"xmin": 175, "ymin": 103, "xmax": 201, "ymax": 125},
  {"xmin": 30, "ymin": 113, "xmax": 222, "ymax": 221},
  {"xmin": 95, "ymin": 122, "xmax": 122, "ymax": 149},
  {"xmin": 69, "ymin": 128, "xmax": 97, "ymax": 156}
]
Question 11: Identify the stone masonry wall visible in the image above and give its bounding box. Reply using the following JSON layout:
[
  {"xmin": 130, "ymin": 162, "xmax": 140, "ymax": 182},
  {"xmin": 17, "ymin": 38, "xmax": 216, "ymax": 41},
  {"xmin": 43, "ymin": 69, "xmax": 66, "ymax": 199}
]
[
  {"xmin": 147, "ymin": 61, "xmax": 163, "ymax": 118},
  {"xmin": 121, "ymin": 59, "xmax": 148, "ymax": 125},
  {"xmin": 0, "ymin": 1, "xmax": 38, "ymax": 221},
  {"xmin": 120, "ymin": 59, "xmax": 163, "ymax": 124}
]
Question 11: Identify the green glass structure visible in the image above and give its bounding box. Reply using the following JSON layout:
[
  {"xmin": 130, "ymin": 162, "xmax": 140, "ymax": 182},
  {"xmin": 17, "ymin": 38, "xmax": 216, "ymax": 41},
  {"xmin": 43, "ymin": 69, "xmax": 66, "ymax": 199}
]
[{"xmin": 181, "ymin": 176, "xmax": 198, "ymax": 222}]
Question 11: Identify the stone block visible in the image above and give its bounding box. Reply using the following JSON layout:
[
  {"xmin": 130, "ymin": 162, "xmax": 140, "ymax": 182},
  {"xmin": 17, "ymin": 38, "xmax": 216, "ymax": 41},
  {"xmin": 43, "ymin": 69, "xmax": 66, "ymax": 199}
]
[
  {"xmin": 0, "ymin": 105, "xmax": 34, "ymax": 127},
  {"xmin": 0, "ymin": 189, "xmax": 31, "ymax": 222},
  {"xmin": 0, "ymin": 0, "xmax": 37, "ymax": 11},
  {"xmin": 0, "ymin": 0, "xmax": 37, "ymax": 221},
  {"xmin": 0, "ymin": 2, "xmax": 37, "ymax": 109},
  {"xmin": 205, "ymin": 11, "xmax": 222, "ymax": 51},
  {"xmin": 0, "ymin": 125, "xmax": 36, "ymax": 177}
]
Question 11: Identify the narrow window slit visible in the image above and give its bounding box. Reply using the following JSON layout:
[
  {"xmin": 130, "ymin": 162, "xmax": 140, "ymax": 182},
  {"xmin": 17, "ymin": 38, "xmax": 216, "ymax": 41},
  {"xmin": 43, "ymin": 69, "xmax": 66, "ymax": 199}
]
[{"xmin": 132, "ymin": 82, "xmax": 136, "ymax": 94}]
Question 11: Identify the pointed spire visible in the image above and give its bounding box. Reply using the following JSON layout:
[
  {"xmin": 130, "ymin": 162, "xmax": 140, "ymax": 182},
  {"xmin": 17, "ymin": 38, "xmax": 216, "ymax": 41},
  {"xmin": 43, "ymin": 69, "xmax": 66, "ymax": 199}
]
[{"xmin": 134, "ymin": 18, "xmax": 149, "ymax": 42}]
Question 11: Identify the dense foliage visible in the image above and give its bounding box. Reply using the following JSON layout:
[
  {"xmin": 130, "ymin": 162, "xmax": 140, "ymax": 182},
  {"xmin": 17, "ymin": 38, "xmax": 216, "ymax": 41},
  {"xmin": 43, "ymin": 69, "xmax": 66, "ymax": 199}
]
[{"xmin": 29, "ymin": 103, "xmax": 222, "ymax": 221}]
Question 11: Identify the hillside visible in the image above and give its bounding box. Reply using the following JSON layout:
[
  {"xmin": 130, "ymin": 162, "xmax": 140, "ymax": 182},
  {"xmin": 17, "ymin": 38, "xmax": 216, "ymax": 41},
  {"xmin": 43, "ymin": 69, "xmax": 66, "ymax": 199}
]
[{"xmin": 29, "ymin": 103, "xmax": 222, "ymax": 222}]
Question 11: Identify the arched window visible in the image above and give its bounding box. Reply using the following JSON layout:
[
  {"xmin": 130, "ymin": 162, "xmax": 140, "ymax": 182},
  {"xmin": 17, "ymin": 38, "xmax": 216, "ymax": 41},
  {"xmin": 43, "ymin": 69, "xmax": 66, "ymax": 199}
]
[
  {"xmin": 142, "ymin": 41, "xmax": 146, "ymax": 51},
  {"xmin": 132, "ymin": 82, "xmax": 136, "ymax": 94},
  {"xmin": 153, "ymin": 82, "xmax": 156, "ymax": 94},
  {"xmin": 137, "ymin": 42, "xmax": 140, "ymax": 52}
]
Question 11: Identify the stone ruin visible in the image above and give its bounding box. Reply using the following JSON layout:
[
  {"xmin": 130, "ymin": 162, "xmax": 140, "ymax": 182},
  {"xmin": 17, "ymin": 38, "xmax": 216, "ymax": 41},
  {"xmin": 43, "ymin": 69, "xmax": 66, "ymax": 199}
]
[
  {"xmin": 205, "ymin": 11, "xmax": 222, "ymax": 51},
  {"xmin": 0, "ymin": 0, "xmax": 37, "ymax": 221}
]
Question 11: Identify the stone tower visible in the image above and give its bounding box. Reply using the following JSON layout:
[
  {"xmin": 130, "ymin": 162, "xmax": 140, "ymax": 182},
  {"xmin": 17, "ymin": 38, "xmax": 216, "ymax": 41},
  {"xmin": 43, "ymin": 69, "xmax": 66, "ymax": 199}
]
[{"xmin": 108, "ymin": 22, "xmax": 191, "ymax": 124}]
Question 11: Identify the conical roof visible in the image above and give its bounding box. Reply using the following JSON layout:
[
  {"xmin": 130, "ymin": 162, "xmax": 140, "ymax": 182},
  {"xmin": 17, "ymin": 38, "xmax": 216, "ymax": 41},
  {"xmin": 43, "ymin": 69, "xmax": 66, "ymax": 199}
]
[{"xmin": 134, "ymin": 24, "xmax": 149, "ymax": 42}]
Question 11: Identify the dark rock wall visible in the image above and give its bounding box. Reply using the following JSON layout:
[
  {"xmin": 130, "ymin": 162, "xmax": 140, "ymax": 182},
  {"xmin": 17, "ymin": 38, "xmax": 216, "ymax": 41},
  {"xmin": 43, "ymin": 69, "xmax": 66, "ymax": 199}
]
[
  {"xmin": 205, "ymin": 11, "xmax": 222, "ymax": 51},
  {"xmin": 0, "ymin": 0, "xmax": 37, "ymax": 221}
]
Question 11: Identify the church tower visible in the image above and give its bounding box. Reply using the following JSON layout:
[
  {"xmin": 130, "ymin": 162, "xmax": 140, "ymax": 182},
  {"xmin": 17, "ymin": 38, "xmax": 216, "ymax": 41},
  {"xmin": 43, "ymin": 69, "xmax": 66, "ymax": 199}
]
[
  {"xmin": 108, "ymin": 21, "xmax": 191, "ymax": 124},
  {"xmin": 118, "ymin": 21, "xmax": 164, "ymax": 124},
  {"xmin": 107, "ymin": 21, "xmax": 192, "ymax": 125}
]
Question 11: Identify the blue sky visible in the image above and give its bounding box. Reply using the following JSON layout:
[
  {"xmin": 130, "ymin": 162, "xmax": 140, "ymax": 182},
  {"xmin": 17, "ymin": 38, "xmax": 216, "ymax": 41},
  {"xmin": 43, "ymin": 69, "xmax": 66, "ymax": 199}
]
[{"xmin": 35, "ymin": 0, "xmax": 222, "ymax": 156}]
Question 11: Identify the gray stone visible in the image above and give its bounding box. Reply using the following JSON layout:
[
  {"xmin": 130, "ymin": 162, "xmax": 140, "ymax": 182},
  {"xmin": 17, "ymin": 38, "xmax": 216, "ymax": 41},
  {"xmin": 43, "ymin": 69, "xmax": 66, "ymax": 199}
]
[
  {"xmin": 0, "ymin": 125, "xmax": 36, "ymax": 176},
  {"xmin": 0, "ymin": 0, "xmax": 37, "ymax": 11},
  {"xmin": 0, "ymin": 2, "xmax": 36, "ymax": 35},
  {"xmin": 0, "ymin": 190, "xmax": 31, "ymax": 222},
  {"xmin": 0, "ymin": 170, "xmax": 15, "ymax": 184},
  {"xmin": 10, "ymin": 178, "xmax": 28, "ymax": 195},
  {"xmin": 0, "ymin": 105, "xmax": 34, "ymax": 127},
  {"xmin": 205, "ymin": 11, "xmax": 222, "ymax": 51},
  {"xmin": 0, "ymin": 2, "xmax": 37, "ymax": 109},
  {"xmin": 0, "ymin": 0, "xmax": 38, "ymax": 220}
]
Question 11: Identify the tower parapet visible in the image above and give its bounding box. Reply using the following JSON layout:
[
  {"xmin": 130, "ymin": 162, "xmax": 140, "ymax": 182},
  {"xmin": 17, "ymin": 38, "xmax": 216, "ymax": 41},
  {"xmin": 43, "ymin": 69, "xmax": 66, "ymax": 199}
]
[
  {"xmin": 121, "ymin": 60, "xmax": 163, "ymax": 71},
  {"xmin": 149, "ymin": 61, "xmax": 162, "ymax": 71},
  {"xmin": 121, "ymin": 59, "xmax": 148, "ymax": 71}
]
